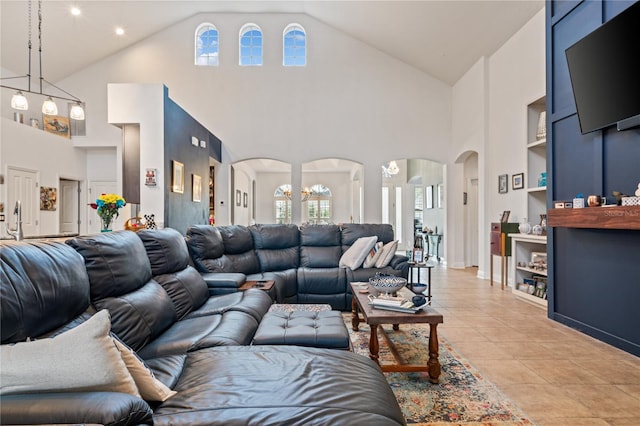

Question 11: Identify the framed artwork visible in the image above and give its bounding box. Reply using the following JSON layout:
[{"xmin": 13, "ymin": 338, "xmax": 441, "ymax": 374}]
[
  {"xmin": 243, "ymin": 192, "xmax": 248, "ymax": 208},
  {"xmin": 236, "ymin": 189, "xmax": 242, "ymax": 206},
  {"xmin": 437, "ymin": 183, "xmax": 444, "ymax": 208},
  {"xmin": 40, "ymin": 186, "xmax": 57, "ymax": 211},
  {"xmin": 192, "ymin": 174, "xmax": 202, "ymax": 202},
  {"xmin": 172, "ymin": 161, "xmax": 184, "ymax": 193},
  {"xmin": 42, "ymin": 114, "xmax": 70, "ymax": 139},
  {"xmin": 145, "ymin": 168, "xmax": 157, "ymax": 186},
  {"xmin": 426, "ymin": 185, "xmax": 434, "ymax": 209},
  {"xmin": 500, "ymin": 210, "xmax": 511, "ymax": 223},
  {"xmin": 412, "ymin": 248, "xmax": 424, "ymax": 264},
  {"xmin": 498, "ymin": 174, "xmax": 508, "ymax": 194},
  {"xmin": 512, "ymin": 173, "xmax": 524, "ymax": 190}
]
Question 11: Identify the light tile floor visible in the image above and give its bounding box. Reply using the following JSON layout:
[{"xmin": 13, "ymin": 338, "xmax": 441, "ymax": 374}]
[{"xmin": 420, "ymin": 264, "xmax": 640, "ymax": 426}]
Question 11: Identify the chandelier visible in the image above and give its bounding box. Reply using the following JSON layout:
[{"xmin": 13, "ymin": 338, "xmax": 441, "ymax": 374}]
[
  {"xmin": 382, "ymin": 160, "xmax": 400, "ymax": 178},
  {"xmin": 1, "ymin": 1, "xmax": 85, "ymax": 121},
  {"xmin": 283, "ymin": 185, "xmax": 313, "ymax": 202}
]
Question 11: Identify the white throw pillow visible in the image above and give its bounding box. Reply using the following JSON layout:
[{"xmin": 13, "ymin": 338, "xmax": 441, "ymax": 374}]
[
  {"xmin": 113, "ymin": 338, "xmax": 177, "ymax": 402},
  {"xmin": 0, "ymin": 310, "xmax": 139, "ymax": 397},
  {"xmin": 375, "ymin": 240, "xmax": 399, "ymax": 268},
  {"xmin": 339, "ymin": 236, "xmax": 378, "ymax": 270},
  {"xmin": 363, "ymin": 242, "xmax": 384, "ymax": 268}
]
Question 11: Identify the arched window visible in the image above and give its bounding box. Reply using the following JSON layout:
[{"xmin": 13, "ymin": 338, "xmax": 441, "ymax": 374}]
[
  {"xmin": 306, "ymin": 184, "xmax": 331, "ymax": 224},
  {"xmin": 195, "ymin": 23, "xmax": 219, "ymax": 66},
  {"xmin": 283, "ymin": 24, "xmax": 306, "ymax": 66},
  {"xmin": 274, "ymin": 184, "xmax": 291, "ymax": 224},
  {"xmin": 239, "ymin": 23, "xmax": 263, "ymax": 66}
]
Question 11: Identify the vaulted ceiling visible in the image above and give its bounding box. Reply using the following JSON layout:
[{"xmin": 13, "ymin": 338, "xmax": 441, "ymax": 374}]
[{"xmin": 1, "ymin": 0, "xmax": 544, "ymax": 86}]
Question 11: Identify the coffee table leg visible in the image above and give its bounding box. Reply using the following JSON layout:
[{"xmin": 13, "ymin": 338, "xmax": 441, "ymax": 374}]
[
  {"xmin": 427, "ymin": 323, "xmax": 441, "ymax": 383},
  {"xmin": 369, "ymin": 324, "xmax": 380, "ymax": 364},
  {"xmin": 351, "ymin": 296, "xmax": 360, "ymax": 331}
]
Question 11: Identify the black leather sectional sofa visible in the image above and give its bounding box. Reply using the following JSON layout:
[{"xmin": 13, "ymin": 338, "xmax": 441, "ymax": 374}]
[
  {"xmin": 187, "ymin": 223, "xmax": 409, "ymax": 310},
  {"xmin": 0, "ymin": 226, "xmax": 407, "ymax": 426}
]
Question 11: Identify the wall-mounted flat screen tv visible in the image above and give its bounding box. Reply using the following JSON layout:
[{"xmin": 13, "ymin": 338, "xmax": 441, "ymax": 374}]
[{"xmin": 565, "ymin": 1, "xmax": 640, "ymax": 134}]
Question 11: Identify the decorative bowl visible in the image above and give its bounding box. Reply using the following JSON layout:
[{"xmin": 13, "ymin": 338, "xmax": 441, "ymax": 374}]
[
  {"xmin": 412, "ymin": 283, "xmax": 427, "ymax": 294},
  {"xmin": 369, "ymin": 274, "xmax": 407, "ymax": 295}
]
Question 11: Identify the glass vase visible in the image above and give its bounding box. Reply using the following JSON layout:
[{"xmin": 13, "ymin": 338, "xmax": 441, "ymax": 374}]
[{"xmin": 100, "ymin": 217, "xmax": 113, "ymax": 232}]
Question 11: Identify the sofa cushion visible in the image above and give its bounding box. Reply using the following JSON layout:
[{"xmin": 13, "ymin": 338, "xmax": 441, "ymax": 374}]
[
  {"xmin": 1, "ymin": 241, "xmax": 90, "ymax": 344},
  {"xmin": 67, "ymin": 231, "xmax": 153, "ymax": 301},
  {"xmin": 363, "ymin": 241, "xmax": 384, "ymax": 268},
  {"xmin": 154, "ymin": 267, "xmax": 209, "ymax": 320},
  {"xmin": 0, "ymin": 310, "xmax": 139, "ymax": 398},
  {"xmin": 185, "ymin": 225, "xmax": 225, "ymax": 268},
  {"xmin": 187, "ymin": 225, "xmax": 261, "ymax": 274},
  {"xmin": 375, "ymin": 240, "xmax": 399, "ymax": 268},
  {"xmin": 300, "ymin": 224, "xmax": 342, "ymax": 268},
  {"xmin": 251, "ymin": 224, "xmax": 300, "ymax": 272},
  {"xmin": 98, "ymin": 281, "xmax": 177, "ymax": 352},
  {"xmin": 339, "ymin": 236, "xmax": 377, "ymax": 269},
  {"xmin": 137, "ymin": 228, "xmax": 190, "ymax": 276},
  {"xmin": 341, "ymin": 223, "xmax": 395, "ymax": 246},
  {"xmin": 112, "ymin": 338, "xmax": 176, "ymax": 402}
]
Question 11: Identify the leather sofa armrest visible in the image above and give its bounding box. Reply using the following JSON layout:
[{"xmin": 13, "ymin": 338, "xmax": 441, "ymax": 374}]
[
  {"xmin": 0, "ymin": 391, "xmax": 153, "ymax": 426},
  {"xmin": 200, "ymin": 272, "xmax": 246, "ymax": 292},
  {"xmin": 389, "ymin": 254, "xmax": 409, "ymax": 269}
]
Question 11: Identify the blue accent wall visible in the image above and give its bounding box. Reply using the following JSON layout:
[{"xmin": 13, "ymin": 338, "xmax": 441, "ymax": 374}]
[
  {"xmin": 163, "ymin": 86, "xmax": 222, "ymax": 235},
  {"xmin": 547, "ymin": 0, "xmax": 640, "ymax": 356}
]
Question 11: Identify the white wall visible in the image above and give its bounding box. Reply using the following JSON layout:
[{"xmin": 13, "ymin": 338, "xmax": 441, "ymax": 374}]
[
  {"xmin": 40, "ymin": 12, "xmax": 452, "ymax": 226},
  {"xmin": 450, "ymin": 9, "xmax": 545, "ymax": 279}
]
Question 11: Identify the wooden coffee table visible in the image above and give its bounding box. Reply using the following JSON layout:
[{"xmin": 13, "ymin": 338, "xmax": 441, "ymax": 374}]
[{"xmin": 350, "ymin": 282, "xmax": 444, "ymax": 383}]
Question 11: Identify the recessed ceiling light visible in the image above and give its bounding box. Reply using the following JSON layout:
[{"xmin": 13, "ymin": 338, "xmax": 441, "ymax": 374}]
[
  {"xmin": 70, "ymin": 7, "xmax": 81, "ymax": 16},
  {"xmin": 115, "ymin": 27, "xmax": 125, "ymax": 36}
]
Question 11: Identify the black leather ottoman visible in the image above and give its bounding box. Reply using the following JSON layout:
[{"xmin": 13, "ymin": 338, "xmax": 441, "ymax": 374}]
[{"xmin": 252, "ymin": 310, "xmax": 351, "ymax": 350}]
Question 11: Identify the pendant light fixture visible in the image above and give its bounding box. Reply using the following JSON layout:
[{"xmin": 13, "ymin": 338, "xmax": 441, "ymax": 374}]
[{"xmin": 0, "ymin": 1, "xmax": 85, "ymax": 121}]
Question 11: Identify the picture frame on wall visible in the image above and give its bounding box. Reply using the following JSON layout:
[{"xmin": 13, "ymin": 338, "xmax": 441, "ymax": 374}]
[
  {"xmin": 500, "ymin": 210, "xmax": 511, "ymax": 223},
  {"xmin": 42, "ymin": 114, "xmax": 70, "ymax": 139},
  {"xmin": 498, "ymin": 174, "xmax": 508, "ymax": 194},
  {"xmin": 236, "ymin": 189, "xmax": 242, "ymax": 206},
  {"xmin": 192, "ymin": 174, "xmax": 202, "ymax": 202},
  {"xmin": 172, "ymin": 161, "xmax": 184, "ymax": 193},
  {"xmin": 437, "ymin": 183, "xmax": 444, "ymax": 208},
  {"xmin": 512, "ymin": 173, "xmax": 524, "ymax": 190}
]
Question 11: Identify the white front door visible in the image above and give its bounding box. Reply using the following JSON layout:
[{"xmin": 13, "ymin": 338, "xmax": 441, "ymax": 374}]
[
  {"xmin": 59, "ymin": 179, "xmax": 79, "ymax": 234},
  {"xmin": 6, "ymin": 167, "xmax": 39, "ymax": 237},
  {"xmin": 87, "ymin": 181, "xmax": 117, "ymax": 234}
]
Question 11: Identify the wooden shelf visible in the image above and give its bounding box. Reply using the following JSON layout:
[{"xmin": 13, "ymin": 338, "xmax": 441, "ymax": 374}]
[
  {"xmin": 527, "ymin": 139, "xmax": 546, "ymax": 149},
  {"xmin": 516, "ymin": 266, "xmax": 547, "ymax": 276},
  {"xmin": 512, "ymin": 287, "xmax": 547, "ymax": 308},
  {"xmin": 527, "ymin": 186, "xmax": 547, "ymax": 193},
  {"xmin": 547, "ymin": 206, "xmax": 640, "ymax": 230}
]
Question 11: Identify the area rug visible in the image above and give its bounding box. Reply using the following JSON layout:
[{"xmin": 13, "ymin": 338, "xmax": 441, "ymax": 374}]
[{"xmin": 344, "ymin": 316, "xmax": 535, "ymax": 426}]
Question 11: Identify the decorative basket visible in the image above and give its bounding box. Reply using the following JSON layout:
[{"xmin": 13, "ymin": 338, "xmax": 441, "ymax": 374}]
[
  {"xmin": 124, "ymin": 217, "xmax": 146, "ymax": 232},
  {"xmin": 369, "ymin": 274, "xmax": 407, "ymax": 295}
]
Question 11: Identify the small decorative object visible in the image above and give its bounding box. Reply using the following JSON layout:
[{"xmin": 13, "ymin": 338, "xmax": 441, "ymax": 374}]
[
  {"xmin": 518, "ymin": 218, "xmax": 531, "ymax": 234},
  {"xmin": 500, "ymin": 210, "xmax": 511, "ymax": 223},
  {"xmin": 532, "ymin": 224, "xmax": 543, "ymax": 235},
  {"xmin": 539, "ymin": 214, "xmax": 547, "ymax": 232},
  {"xmin": 30, "ymin": 118, "xmax": 39, "ymax": 128},
  {"xmin": 145, "ymin": 168, "xmax": 157, "ymax": 186},
  {"xmin": 369, "ymin": 273, "xmax": 407, "ymax": 297},
  {"xmin": 172, "ymin": 161, "xmax": 184, "ymax": 193},
  {"xmin": 43, "ymin": 114, "xmax": 70, "ymax": 139},
  {"xmin": 412, "ymin": 248, "xmax": 424, "ymax": 263},
  {"xmin": 89, "ymin": 193, "xmax": 126, "ymax": 232},
  {"xmin": 144, "ymin": 214, "xmax": 157, "ymax": 229},
  {"xmin": 412, "ymin": 295, "xmax": 427, "ymax": 307},
  {"xmin": 39, "ymin": 186, "xmax": 57, "ymax": 211},
  {"xmin": 636, "ymin": 183, "xmax": 640, "ymax": 197},
  {"xmin": 498, "ymin": 174, "xmax": 508, "ymax": 194},
  {"xmin": 587, "ymin": 195, "xmax": 601, "ymax": 207},
  {"xmin": 192, "ymin": 174, "xmax": 202, "ymax": 202},
  {"xmin": 573, "ymin": 194, "xmax": 585, "ymax": 208},
  {"xmin": 412, "ymin": 284, "xmax": 427, "ymax": 294},
  {"xmin": 512, "ymin": 173, "xmax": 524, "ymax": 190},
  {"xmin": 536, "ymin": 111, "xmax": 547, "ymax": 141},
  {"xmin": 124, "ymin": 217, "xmax": 145, "ymax": 232},
  {"xmin": 538, "ymin": 172, "xmax": 547, "ymax": 187}
]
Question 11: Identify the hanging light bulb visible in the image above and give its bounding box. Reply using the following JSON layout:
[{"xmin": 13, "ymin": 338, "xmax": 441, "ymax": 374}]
[
  {"xmin": 11, "ymin": 91, "xmax": 29, "ymax": 110},
  {"xmin": 42, "ymin": 97, "xmax": 58, "ymax": 115},
  {"xmin": 69, "ymin": 102, "xmax": 85, "ymax": 120}
]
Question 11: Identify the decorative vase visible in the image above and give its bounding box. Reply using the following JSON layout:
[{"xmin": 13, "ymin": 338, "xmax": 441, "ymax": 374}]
[{"xmin": 100, "ymin": 217, "xmax": 113, "ymax": 232}]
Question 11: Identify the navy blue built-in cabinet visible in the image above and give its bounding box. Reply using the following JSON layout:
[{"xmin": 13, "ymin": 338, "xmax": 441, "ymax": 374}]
[{"xmin": 547, "ymin": 0, "xmax": 640, "ymax": 356}]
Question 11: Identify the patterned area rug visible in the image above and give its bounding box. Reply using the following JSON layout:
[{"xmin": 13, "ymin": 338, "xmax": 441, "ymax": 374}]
[{"xmin": 344, "ymin": 316, "xmax": 535, "ymax": 426}]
